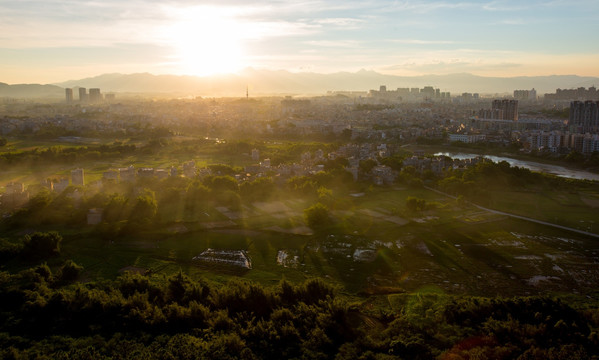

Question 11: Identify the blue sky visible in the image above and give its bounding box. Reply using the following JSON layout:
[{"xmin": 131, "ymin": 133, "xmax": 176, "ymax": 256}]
[{"xmin": 1, "ymin": 0, "xmax": 598, "ymax": 83}]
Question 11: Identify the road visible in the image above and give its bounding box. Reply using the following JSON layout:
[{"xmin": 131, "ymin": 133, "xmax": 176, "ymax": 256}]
[{"xmin": 424, "ymin": 186, "xmax": 599, "ymax": 239}]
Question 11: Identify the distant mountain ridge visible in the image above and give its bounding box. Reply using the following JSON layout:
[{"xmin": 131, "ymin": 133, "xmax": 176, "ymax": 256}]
[
  {"xmin": 0, "ymin": 82, "xmax": 64, "ymax": 99},
  {"xmin": 2, "ymin": 70, "xmax": 599, "ymax": 98},
  {"xmin": 53, "ymin": 70, "xmax": 599, "ymax": 96}
]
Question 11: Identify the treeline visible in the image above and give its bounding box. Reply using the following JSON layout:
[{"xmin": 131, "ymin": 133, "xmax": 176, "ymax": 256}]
[
  {"xmin": 437, "ymin": 160, "xmax": 590, "ymax": 197},
  {"xmin": 0, "ymin": 143, "xmax": 136, "ymax": 167},
  {"xmin": 0, "ymin": 264, "xmax": 598, "ymax": 359}
]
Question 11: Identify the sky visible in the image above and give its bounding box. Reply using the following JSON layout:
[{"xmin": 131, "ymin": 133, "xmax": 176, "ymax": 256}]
[{"xmin": 1, "ymin": 0, "xmax": 599, "ymax": 84}]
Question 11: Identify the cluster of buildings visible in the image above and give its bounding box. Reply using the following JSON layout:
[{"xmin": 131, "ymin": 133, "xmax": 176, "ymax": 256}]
[
  {"xmin": 477, "ymin": 100, "xmax": 519, "ymax": 121},
  {"xmin": 513, "ymin": 88, "xmax": 538, "ymax": 102},
  {"xmin": 368, "ymin": 85, "xmax": 451, "ymax": 102},
  {"xmin": 102, "ymin": 165, "xmax": 177, "ymax": 183},
  {"xmin": 242, "ymin": 144, "xmax": 397, "ymax": 185},
  {"xmin": 403, "ymin": 153, "xmax": 486, "ymax": 176},
  {"xmin": 544, "ymin": 87, "xmax": 599, "ymax": 102},
  {"xmin": 520, "ymin": 131, "xmax": 599, "ymax": 154},
  {"xmin": 450, "ymin": 98, "xmax": 599, "ymax": 154},
  {"xmin": 0, "ymin": 169, "xmax": 85, "ymax": 210},
  {"xmin": 41, "ymin": 168, "xmax": 84, "ymax": 193},
  {"xmin": 65, "ymin": 87, "xmax": 115, "ymax": 104}
]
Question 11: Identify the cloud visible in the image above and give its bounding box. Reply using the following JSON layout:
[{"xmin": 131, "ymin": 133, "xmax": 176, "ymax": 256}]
[
  {"xmin": 377, "ymin": 1, "xmax": 477, "ymax": 14},
  {"xmin": 388, "ymin": 39, "xmax": 458, "ymax": 45},
  {"xmin": 313, "ymin": 17, "xmax": 366, "ymax": 27},
  {"xmin": 303, "ymin": 40, "xmax": 362, "ymax": 48}
]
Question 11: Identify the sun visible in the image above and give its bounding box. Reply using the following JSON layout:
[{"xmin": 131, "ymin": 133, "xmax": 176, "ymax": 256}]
[{"xmin": 164, "ymin": 7, "xmax": 245, "ymax": 76}]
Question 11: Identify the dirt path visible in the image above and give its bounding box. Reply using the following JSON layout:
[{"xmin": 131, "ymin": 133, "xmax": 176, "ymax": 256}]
[{"xmin": 424, "ymin": 186, "xmax": 599, "ymax": 239}]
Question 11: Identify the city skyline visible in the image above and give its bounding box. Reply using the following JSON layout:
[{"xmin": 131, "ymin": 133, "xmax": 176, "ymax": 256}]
[{"xmin": 1, "ymin": 0, "xmax": 599, "ymax": 84}]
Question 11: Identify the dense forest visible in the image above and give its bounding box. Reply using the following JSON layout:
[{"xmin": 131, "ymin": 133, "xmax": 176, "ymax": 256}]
[{"xmin": 1, "ymin": 253, "xmax": 598, "ymax": 359}]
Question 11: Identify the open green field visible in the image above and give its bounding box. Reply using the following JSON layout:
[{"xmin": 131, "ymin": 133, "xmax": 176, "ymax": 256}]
[
  {"xmin": 479, "ymin": 189, "xmax": 599, "ymax": 231},
  {"xmin": 4, "ymin": 186, "xmax": 597, "ymax": 300}
]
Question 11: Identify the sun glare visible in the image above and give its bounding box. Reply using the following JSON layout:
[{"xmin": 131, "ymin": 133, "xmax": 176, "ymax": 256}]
[{"xmin": 164, "ymin": 7, "xmax": 246, "ymax": 76}]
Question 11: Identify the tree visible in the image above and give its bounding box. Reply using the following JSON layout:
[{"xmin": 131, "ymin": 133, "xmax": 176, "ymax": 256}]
[
  {"xmin": 204, "ymin": 175, "xmax": 239, "ymax": 192},
  {"xmin": 57, "ymin": 259, "xmax": 84, "ymax": 282},
  {"xmin": 304, "ymin": 203, "xmax": 332, "ymax": 230},
  {"xmin": 317, "ymin": 186, "xmax": 334, "ymax": 206},
  {"xmin": 359, "ymin": 159, "xmax": 378, "ymax": 174},
  {"xmin": 406, "ymin": 196, "xmax": 427, "ymax": 212},
  {"xmin": 0, "ymin": 137, "xmax": 7, "ymax": 147},
  {"xmin": 129, "ymin": 191, "xmax": 157, "ymax": 225},
  {"xmin": 23, "ymin": 231, "xmax": 62, "ymax": 259}
]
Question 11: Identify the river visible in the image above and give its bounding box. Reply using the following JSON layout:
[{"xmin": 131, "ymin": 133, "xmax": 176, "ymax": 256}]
[{"xmin": 434, "ymin": 152, "xmax": 599, "ymax": 181}]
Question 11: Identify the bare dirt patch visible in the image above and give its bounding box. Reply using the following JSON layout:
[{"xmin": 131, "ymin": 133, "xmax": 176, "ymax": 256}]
[
  {"xmin": 359, "ymin": 209, "xmax": 409, "ymax": 226},
  {"xmin": 253, "ymin": 201, "xmax": 292, "ymax": 213},
  {"xmin": 265, "ymin": 225, "xmax": 313, "ymax": 235},
  {"xmin": 200, "ymin": 220, "xmax": 237, "ymax": 229},
  {"xmin": 580, "ymin": 196, "xmax": 599, "ymax": 208},
  {"xmin": 212, "ymin": 229, "xmax": 264, "ymax": 236}
]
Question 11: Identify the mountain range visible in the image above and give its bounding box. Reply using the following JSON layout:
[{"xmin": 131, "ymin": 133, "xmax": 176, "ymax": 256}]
[{"xmin": 2, "ymin": 69, "xmax": 599, "ymax": 99}]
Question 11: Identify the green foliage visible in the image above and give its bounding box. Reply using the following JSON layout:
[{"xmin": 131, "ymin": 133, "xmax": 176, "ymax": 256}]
[
  {"xmin": 0, "ymin": 238, "xmax": 23, "ymax": 261},
  {"xmin": 317, "ymin": 186, "xmax": 334, "ymax": 205},
  {"xmin": 324, "ymin": 157, "xmax": 349, "ymax": 170},
  {"xmin": 129, "ymin": 190, "xmax": 157, "ymax": 225},
  {"xmin": 304, "ymin": 203, "xmax": 332, "ymax": 230},
  {"xmin": 565, "ymin": 150, "xmax": 585, "ymax": 163},
  {"xmin": 359, "ymin": 159, "xmax": 378, "ymax": 174},
  {"xmin": 0, "ymin": 143, "xmax": 136, "ymax": 168},
  {"xmin": 0, "ymin": 137, "xmax": 7, "ymax": 147},
  {"xmin": 57, "ymin": 260, "xmax": 84, "ymax": 282},
  {"xmin": 103, "ymin": 194, "xmax": 129, "ymax": 223},
  {"xmin": 378, "ymin": 155, "xmax": 404, "ymax": 171},
  {"xmin": 203, "ymin": 175, "xmax": 239, "ymax": 192},
  {"xmin": 406, "ymin": 196, "xmax": 427, "ymax": 212},
  {"xmin": 0, "ymin": 266, "xmax": 596, "ymax": 359},
  {"xmin": 207, "ymin": 164, "xmax": 238, "ymax": 176},
  {"xmin": 22, "ymin": 231, "xmax": 62, "ymax": 260},
  {"xmin": 240, "ymin": 177, "xmax": 275, "ymax": 201}
]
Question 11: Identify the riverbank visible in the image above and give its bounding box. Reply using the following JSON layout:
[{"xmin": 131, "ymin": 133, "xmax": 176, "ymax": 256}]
[{"xmin": 407, "ymin": 144, "xmax": 599, "ymax": 178}]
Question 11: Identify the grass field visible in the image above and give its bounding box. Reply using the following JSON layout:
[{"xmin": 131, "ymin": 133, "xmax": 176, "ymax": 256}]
[
  {"xmin": 3, "ymin": 185, "xmax": 594, "ymax": 299},
  {"xmin": 479, "ymin": 189, "xmax": 599, "ymax": 232}
]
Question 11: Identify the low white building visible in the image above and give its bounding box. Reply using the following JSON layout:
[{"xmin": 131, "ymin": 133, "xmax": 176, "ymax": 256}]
[{"xmin": 449, "ymin": 133, "xmax": 486, "ymax": 143}]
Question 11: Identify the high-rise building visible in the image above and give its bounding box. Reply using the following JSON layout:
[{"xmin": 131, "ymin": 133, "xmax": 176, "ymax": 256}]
[
  {"xmin": 421, "ymin": 86, "xmax": 435, "ymax": 98},
  {"xmin": 89, "ymin": 88, "xmax": 102, "ymax": 103},
  {"xmin": 514, "ymin": 88, "xmax": 537, "ymax": 101},
  {"xmin": 570, "ymin": 101, "xmax": 599, "ymax": 133},
  {"xmin": 71, "ymin": 168, "xmax": 84, "ymax": 186},
  {"xmin": 492, "ymin": 99, "xmax": 518, "ymax": 121},
  {"xmin": 79, "ymin": 88, "xmax": 88, "ymax": 102},
  {"xmin": 65, "ymin": 88, "xmax": 73, "ymax": 103}
]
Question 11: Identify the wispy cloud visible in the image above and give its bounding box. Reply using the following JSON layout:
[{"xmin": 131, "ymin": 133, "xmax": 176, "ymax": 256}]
[
  {"xmin": 388, "ymin": 39, "xmax": 458, "ymax": 45},
  {"xmin": 313, "ymin": 17, "xmax": 366, "ymax": 27},
  {"xmin": 303, "ymin": 40, "xmax": 362, "ymax": 48}
]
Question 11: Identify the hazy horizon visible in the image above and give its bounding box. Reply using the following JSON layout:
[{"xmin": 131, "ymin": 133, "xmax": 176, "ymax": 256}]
[{"xmin": 2, "ymin": 0, "xmax": 599, "ymax": 84}]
